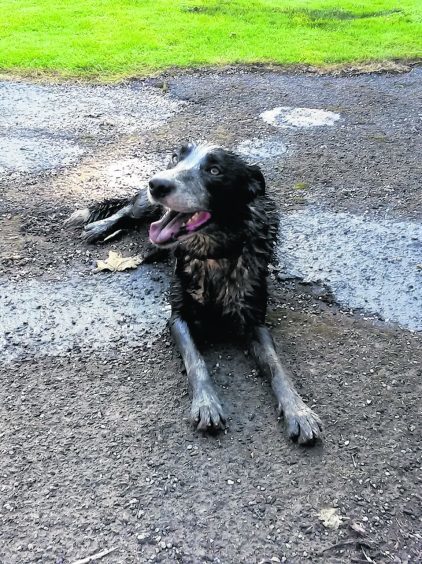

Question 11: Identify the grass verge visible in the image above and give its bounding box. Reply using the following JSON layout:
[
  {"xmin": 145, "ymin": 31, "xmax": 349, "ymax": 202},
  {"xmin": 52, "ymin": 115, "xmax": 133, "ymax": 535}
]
[{"xmin": 0, "ymin": 0, "xmax": 421, "ymax": 80}]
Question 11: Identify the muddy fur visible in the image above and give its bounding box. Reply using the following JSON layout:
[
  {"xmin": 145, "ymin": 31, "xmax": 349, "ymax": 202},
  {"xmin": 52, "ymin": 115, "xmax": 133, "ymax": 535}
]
[
  {"xmin": 66, "ymin": 144, "xmax": 321, "ymax": 444},
  {"xmin": 70, "ymin": 145, "xmax": 278, "ymax": 330},
  {"xmin": 173, "ymin": 196, "xmax": 278, "ymax": 331}
]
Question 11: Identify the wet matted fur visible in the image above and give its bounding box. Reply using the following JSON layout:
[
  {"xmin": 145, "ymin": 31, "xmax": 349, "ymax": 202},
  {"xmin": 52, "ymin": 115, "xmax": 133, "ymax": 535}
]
[{"xmin": 65, "ymin": 143, "xmax": 322, "ymax": 444}]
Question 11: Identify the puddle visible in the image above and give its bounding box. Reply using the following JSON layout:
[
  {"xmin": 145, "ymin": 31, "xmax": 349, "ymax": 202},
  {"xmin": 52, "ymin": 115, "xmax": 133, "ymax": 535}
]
[
  {"xmin": 277, "ymin": 209, "xmax": 422, "ymax": 331},
  {"xmin": 236, "ymin": 138, "xmax": 287, "ymax": 161},
  {"xmin": 0, "ymin": 82, "xmax": 182, "ymax": 135},
  {"xmin": 0, "ymin": 134, "xmax": 85, "ymax": 173},
  {"xmin": 2, "ymin": 209, "xmax": 420, "ymax": 364},
  {"xmin": 0, "ymin": 267, "xmax": 171, "ymax": 362},
  {"xmin": 106, "ymin": 157, "xmax": 162, "ymax": 190},
  {"xmin": 0, "ymin": 82, "xmax": 183, "ymax": 174},
  {"xmin": 261, "ymin": 107, "xmax": 340, "ymax": 128}
]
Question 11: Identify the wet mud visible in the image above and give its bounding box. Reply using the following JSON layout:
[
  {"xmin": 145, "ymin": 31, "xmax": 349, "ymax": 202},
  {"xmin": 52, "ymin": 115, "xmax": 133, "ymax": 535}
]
[
  {"xmin": 277, "ymin": 209, "xmax": 422, "ymax": 330},
  {"xmin": 1, "ymin": 68, "xmax": 421, "ymax": 563}
]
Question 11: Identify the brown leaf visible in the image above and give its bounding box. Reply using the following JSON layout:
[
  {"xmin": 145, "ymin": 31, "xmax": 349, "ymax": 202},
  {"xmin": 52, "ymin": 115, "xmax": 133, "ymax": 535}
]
[{"xmin": 95, "ymin": 251, "xmax": 143, "ymax": 272}]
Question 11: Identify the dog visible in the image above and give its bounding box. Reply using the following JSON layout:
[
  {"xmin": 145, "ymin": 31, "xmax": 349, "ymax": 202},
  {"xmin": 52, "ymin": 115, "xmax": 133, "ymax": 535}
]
[{"xmin": 65, "ymin": 143, "xmax": 322, "ymax": 445}]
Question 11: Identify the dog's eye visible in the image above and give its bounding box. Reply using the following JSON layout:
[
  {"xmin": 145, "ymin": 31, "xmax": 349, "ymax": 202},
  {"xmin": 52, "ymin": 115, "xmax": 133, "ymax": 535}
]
[
  {"xmin": 209, "ymin": 166, "xmax": 220, "ymax": 176},
  {"xmin": 171, "ymin": 154, "xmax": 179, "ymax": 164}
]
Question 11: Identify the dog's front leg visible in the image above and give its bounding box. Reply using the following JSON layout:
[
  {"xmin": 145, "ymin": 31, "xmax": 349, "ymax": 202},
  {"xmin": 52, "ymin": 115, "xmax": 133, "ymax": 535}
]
[
  {"xmin": 249, "ymin": 325, "xmax": 322, "ymax": 445},
  {"xmin": 170, "ymin": 315, "xmax": 225, "ymax": 431},
  {"xmin": 81, "ymin": 203, "xmax": 133, "ymax": 243},
  {"xmin": 70, "ymin": 190, "xmax": 159, "ymax": 243}
]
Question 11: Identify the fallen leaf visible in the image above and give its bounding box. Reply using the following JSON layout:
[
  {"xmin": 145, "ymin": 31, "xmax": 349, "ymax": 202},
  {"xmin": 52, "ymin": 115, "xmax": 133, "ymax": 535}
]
[
  {"xmin": 95, "ymin": 251, "xmax": 143, "ymax": 272},
  {"xmin": 318, "ymin": 507, "xmax": 343, "ymax": 529}
]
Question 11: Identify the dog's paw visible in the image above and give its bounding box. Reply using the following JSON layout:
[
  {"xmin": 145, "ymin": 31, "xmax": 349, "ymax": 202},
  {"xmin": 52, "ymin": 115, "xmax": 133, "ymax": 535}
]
[
  {"xmin": 64, "ymin": 208, "xmax": 90, "ymax": 228},
  {"xmin": 191, "ymin": 389, "xmax": 226, "ymax": 432},
  {"xmin": 283, "ymin": 404, "xmax": 322, "ymax": 446},
  {"xmin": 80, "ymin": 220, "xmax": 112, "ymax": 243}
]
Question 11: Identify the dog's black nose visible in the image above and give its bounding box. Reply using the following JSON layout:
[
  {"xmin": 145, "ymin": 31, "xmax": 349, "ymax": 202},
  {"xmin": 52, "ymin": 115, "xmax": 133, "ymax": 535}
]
[{"xmin": 149, "ymin": 177, "xmax": 174, "ymax": 199}]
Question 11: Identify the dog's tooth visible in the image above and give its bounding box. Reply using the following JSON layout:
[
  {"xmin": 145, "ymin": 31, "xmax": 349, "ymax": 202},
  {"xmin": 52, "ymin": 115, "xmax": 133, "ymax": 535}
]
[{"xmin": 187, "ymin": 212, "xmax": 199, "ymax": 225}]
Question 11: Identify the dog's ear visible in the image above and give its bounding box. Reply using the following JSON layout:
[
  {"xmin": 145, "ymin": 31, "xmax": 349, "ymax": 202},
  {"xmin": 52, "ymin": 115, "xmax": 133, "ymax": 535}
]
[
  {"xmin": 247, "ymin": 164, "xmax": 266, "ymax": 198},
  {"xmin": 167, "ymin": 142, "xmax": 195, "ymax": 169}
]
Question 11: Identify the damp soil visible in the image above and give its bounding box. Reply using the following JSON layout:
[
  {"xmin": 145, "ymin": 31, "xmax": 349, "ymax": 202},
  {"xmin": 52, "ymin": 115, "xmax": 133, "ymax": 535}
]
[{"xmin": 0, "ymin": 68, "xmax": 421, "ymax": 564}]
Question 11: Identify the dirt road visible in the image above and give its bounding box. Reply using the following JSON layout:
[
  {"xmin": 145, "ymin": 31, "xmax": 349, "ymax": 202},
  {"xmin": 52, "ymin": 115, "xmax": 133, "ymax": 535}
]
[{"xmin": 1, "ymin": 68, "xmax": 421, "ymax": 563}]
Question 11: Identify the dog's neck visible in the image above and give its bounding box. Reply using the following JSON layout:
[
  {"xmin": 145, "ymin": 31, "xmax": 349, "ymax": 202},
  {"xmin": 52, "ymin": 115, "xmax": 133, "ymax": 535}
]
[{"xmin": 176, "ymin": 232, "xmax": 245, "ymax": 261}]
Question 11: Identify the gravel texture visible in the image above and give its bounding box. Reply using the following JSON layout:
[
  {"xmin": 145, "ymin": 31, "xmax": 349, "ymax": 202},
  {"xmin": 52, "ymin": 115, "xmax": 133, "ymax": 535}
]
[{"xmin": 0, "ymin": 68, "xmax": 421, "ymax": 564}]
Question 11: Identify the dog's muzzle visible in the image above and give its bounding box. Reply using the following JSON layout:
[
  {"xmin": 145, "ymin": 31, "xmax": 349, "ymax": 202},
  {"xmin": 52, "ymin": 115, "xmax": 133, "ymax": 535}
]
[
  {"xmin": 149, "ymin": 209, "xmax": 212, "ymax": 246},
  {"xmin": 148, "ymin": 177, "xmax": 175, "ymax": 201}
]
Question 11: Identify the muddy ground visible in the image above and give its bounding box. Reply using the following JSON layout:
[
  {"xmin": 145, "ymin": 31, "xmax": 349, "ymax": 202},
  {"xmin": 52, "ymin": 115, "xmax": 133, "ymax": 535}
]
[{"xmin": 0, "ymin": 68, "xmax": 421, "ymax": 563}]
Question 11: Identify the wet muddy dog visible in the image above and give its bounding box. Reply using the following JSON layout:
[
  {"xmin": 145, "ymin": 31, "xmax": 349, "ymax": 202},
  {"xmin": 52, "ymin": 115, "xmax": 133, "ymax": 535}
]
[{"xmin": 66, "ymin": 143, "xmax": 322, "ymax": 445}]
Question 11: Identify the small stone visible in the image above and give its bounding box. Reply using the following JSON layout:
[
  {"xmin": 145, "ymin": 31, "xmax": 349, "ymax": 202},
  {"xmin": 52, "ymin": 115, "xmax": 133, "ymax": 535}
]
[
  {"xmin": 137, "ymin": 532, "xmax": 150, "ymax": 544},
  {"xmin": 227, "ymin": 479, "xmax": 234, "ymax": 485}
]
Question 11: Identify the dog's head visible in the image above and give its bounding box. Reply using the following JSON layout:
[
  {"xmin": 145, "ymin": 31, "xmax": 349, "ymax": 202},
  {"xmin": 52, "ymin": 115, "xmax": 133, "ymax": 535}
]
[{"xmin": 148, "ymin": 143, "xmax": 265, "ymax": 247}]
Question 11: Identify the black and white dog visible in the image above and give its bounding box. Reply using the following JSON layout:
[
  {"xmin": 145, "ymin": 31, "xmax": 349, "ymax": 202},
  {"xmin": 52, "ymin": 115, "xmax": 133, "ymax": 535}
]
[{"xmin": 66, "ymin": 143, "xmax": 322, "ymax": 445}]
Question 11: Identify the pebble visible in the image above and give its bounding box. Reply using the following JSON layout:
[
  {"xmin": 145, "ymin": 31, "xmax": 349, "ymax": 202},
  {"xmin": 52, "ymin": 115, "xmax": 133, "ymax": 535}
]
[{"xmin": 137, "ymin": 532, "xmax": 151, "ymax": 544}]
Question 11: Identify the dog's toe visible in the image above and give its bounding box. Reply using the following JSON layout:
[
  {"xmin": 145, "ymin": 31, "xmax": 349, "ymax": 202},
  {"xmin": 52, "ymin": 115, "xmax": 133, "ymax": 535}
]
[
  {"xmin": 80, "ymin": 221, "xmax": 110, "ymax": 243},
  {"xmin": 80, "ymin": 230, "xmax": 102, "ymax": 244},
  {"xmin": 285, "ymin": 406, "xmax": 322, "ymax": 446},
  {"xmin": 196, "ymin": 407, "xmax": 211, "ymax": 431},
  {"xmin": 191, "ymin": 395, "xmax": 225, "ymax": 432}
]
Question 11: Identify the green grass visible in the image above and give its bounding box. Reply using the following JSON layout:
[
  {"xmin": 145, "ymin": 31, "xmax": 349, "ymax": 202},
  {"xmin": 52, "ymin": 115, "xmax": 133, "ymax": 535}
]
[{"xmin": 0, "ymin": 0, "xmax": 421, "ymax": 80}]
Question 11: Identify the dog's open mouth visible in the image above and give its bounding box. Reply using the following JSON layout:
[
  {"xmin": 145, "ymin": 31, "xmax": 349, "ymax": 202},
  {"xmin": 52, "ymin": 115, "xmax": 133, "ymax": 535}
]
[{"xmin": 149, "ymin": 210, "xmax": 211, "ymax": 246}]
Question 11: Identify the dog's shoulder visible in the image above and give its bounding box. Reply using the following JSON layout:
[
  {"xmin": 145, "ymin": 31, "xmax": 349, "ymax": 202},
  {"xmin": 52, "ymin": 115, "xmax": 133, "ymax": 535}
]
[{"xmin": 244, "ymin": 194, "xmax": 278, "ymax": 260}]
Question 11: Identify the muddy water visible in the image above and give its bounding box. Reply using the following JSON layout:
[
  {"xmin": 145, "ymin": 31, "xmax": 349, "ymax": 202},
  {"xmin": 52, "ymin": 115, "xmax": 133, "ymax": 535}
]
[
  {"xmin": 236, "ymin": 137, "xmax": 287, "ymax": 160},
  {"xmin": 0, "ymin": 82, "xmax": 183, "ymax": 173},
  {"xmin": 1, "ymin": 208, "xmax": 420, "ymax": 363},
  {"xmin": 261, "ymin": 106, "xmax": 340, "ymax": 128},
  {"xmin": 0, "ymin": 266, "xmax": 170, "ymax": 362},
  {"xmin": 277, "ymin": 209, "xmax": 422, "ymax": 331}
]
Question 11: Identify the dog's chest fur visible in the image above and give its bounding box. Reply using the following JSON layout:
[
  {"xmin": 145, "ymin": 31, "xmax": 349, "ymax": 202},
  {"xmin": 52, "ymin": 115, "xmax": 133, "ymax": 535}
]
[
  {"xmin": 172, "ymin": 195, "xmax": 278, "ymax": 328},
  {"xmin": 182, "ymin": 256, "xmax": 254, "ymax": 311}
]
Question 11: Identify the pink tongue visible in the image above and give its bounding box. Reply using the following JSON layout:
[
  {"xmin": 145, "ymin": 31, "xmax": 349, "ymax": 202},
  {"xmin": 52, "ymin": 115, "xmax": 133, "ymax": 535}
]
[
  {"xmin": 149, "ymin": 213, "xmax": 185, "ymax": 245},
  {"xmin": 186, "ymin": 211, "xmax": 211, "ymax": 232},
  {"xmin": 149, "ymin": 211, "xmax": 211, "ymax": 245}
]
